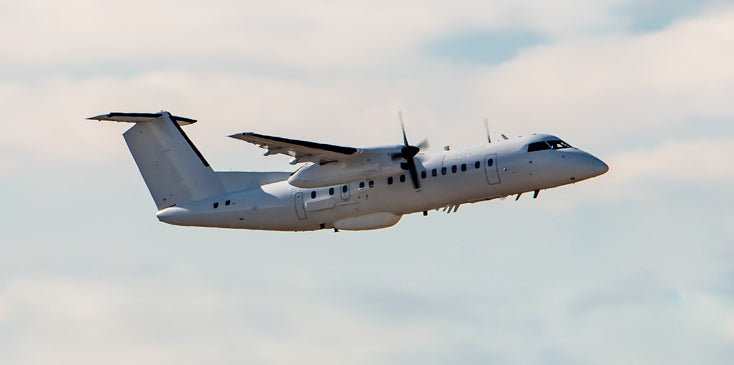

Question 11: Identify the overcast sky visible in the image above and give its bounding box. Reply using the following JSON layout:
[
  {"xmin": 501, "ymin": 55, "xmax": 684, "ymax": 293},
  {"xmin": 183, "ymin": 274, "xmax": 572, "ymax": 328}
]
[{"xmin": 2, "ymin": 1, "xmax": 734, "ymax": 364}]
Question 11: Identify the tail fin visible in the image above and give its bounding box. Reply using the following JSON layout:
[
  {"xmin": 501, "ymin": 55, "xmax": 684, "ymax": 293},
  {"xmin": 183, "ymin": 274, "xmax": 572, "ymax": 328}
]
[{"xmin": 89, "ymin": 111, "xmax": 224, "ymax": 209}]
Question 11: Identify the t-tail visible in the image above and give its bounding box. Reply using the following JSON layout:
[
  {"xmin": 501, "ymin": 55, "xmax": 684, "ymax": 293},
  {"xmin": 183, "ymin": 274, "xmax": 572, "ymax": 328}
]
[{"xmin": 88, "ymin": 112, "xmax": 224, "ymax": 209}]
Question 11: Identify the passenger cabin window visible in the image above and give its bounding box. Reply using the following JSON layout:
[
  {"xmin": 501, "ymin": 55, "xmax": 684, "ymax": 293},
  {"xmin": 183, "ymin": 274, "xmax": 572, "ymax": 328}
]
[
  {"xmin": 329, "ymin": 187, "xmax": 335, "ymax": 195},
  {"xmin": 213, "ymin": 202, "xmax": 219, "ymax": 209},
  {"xmin": 387, "ymin": 176, "xmax": 393, "ymax": 185},
  {"xmin": 461, "ymin": 163, "xmax": 467, "ymax": 172},
  {"xmin": 421, "ymin": 171, "xmax": 427, "ymax": 179},
  {"xmin": 359, "ymin": 181, "xmax": 365, "ymax": 189},
  {"xmin": 441, "ymin": 167, "xmax": 447, "ymax": 175},
  {"xmin": 342, "ymin": 185, "xmax": 348, "ymax": 193},
  {"xmin": 399, "ymin": 174, "xmax": 406, "ymax": 183},
  {"xmin": 475, "ymin": 161, "xmax": 480, "ymax": 169},
  {"xmin": 311, "ymin": 191, "xmax": 316, "ymax": 199},
  {"xmin": 368, "ymin": 180, "xmax": 374, "ymax": 188},
  {"xmin": 451, "ymin": 165, "xmax": 457, "ymax": 173},
  {"xmin": 432, "ymin": 168, "xmax": 438, "ymax": 177},
  {"xmin": 487, "ymin": 158, "xmax": 494, "ymax": 167}
]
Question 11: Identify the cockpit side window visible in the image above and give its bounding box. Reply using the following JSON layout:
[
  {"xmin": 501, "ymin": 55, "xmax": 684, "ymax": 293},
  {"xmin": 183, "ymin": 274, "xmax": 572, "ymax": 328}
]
[
  {"xmin": 528, "ymin": 140, "xmax": 572, "ymax": 152},
  {"xmin": 547, "ymin": 140, "xmax": 572, "ymax": 149},
  {"xmin": 527, "ymin": 141, "xmax": 551, "ymax": 152}
]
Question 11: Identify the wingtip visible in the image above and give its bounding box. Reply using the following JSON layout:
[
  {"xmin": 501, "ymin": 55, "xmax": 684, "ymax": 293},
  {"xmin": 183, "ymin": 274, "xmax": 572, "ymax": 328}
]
[
  {"xmin": 87, "ymin": 113, "xmax": 107, "ymax": 120},
  {"xmin": 229, "ymin": 132, "xmax": 254, "ymax": 139}
]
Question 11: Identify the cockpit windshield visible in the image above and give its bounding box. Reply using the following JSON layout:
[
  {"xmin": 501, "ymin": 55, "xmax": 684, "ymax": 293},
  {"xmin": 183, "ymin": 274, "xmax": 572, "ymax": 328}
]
[
  {"xmin": 546, "ymin": 140, "xmax": 572, "ymax": 149},
  {"xmin": 527, "ymin": 139, "xmax": 572, "ymax": 152}
]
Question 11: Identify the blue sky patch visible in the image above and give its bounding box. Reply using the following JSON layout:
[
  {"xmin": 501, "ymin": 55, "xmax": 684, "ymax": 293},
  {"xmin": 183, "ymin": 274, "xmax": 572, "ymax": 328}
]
[
  {"xmin": 618, "ymin": 0, "xmax": 709, "ymax": 32},
  {"xmin": 426, "ymin": 29, "xmax": 547, "ymax": 66}
]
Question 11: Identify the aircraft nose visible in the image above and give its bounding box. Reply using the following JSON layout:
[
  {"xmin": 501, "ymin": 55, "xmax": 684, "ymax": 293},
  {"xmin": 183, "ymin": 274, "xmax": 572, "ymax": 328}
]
[{"xmin": 592, "ymin": 156, "xmax": 609, "ymax": 176}]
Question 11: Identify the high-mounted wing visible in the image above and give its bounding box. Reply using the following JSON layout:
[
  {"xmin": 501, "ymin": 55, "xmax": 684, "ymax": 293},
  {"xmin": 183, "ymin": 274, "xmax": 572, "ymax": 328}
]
[{"xmin": 230, "ymin": 132, "xmax": 360, "ymax": 165}]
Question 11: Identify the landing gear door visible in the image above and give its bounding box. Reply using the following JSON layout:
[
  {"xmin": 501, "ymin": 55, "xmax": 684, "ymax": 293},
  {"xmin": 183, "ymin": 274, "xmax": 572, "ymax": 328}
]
[
  {"xmin": 485, "ymin": 154, "xmax": 501, "ymax": 185},
  {"xmin": 294, "ymin": 192, "xmax": 307, "ymax": 220}
]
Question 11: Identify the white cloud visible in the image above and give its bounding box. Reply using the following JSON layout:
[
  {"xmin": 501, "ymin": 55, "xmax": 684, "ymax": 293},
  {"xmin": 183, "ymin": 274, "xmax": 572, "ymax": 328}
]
[
  {"xmin": 0, "ymin": 274, "xmax": 442, "ymax": 365},
  {"xmin": 4, "ymin": 0, "xmax": 699, "ymax": 76},
  {"xmin": 478, "ymin": 7, "xmax": 734, "ymax": 143},
  {"xmin": 608, "ymin": 138, "xmax": 734, "ymax": 184},
  {"xmin": 4, "ymin": 3, "xmax": 733, "ymax": 174}
]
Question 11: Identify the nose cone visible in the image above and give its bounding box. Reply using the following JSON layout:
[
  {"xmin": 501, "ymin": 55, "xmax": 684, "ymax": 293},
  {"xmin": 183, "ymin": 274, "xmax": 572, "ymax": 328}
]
[{"xmin": 592, "ymin": 157, "xmax": 609, "ymax": 176}]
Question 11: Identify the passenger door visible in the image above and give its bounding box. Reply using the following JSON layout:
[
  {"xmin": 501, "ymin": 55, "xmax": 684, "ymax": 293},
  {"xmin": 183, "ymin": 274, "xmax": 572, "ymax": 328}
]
[
  {"xmin": 484, "ymin": 154, "xmax": 501, "ymax": 185},
  {"xmin": 294, "ymin": 192, "xmax": 307, "ymax": 219}
]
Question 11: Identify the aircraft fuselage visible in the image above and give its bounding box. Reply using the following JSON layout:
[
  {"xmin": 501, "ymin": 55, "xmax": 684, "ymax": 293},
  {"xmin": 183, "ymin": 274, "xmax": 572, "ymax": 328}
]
[{"xmin": 156, "ymin": 134, "xmax": 607, "ymax": 231}]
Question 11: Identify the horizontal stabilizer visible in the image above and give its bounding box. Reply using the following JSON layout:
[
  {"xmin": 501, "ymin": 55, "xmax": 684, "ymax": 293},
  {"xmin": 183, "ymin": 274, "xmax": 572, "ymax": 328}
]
[{"xmin": 87, "ymin": 112, "xmax": 197, "ymax": 126}]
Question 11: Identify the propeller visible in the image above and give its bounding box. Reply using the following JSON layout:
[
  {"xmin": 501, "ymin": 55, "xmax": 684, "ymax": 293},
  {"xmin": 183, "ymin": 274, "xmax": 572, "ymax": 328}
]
[{"xmin": 392, "ymin": 110, "xmax": 425, "ymax": 190}]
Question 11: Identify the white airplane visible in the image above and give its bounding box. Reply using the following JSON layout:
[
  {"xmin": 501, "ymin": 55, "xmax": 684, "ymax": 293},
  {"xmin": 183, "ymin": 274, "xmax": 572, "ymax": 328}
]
[{"xmin": 90, "ymin": 111, "xmax": 608, "ymax": 231}]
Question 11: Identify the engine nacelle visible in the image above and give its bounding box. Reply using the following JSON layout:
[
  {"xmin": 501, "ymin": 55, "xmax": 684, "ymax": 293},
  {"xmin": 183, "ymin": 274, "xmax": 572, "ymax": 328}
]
[
  {"xmin": 288, "ymin": 148, "xmax": 406, "ymax": 188},
  {"xmin": 289, "ymin": 162, "xmax": 404, "ymax": 188}
]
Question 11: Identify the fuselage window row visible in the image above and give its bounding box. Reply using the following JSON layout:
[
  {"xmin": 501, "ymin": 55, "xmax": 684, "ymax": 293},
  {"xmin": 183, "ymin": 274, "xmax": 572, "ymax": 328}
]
[{"xmin": 381, "ymin": 159, "xmax": 481, "ymax": 187}]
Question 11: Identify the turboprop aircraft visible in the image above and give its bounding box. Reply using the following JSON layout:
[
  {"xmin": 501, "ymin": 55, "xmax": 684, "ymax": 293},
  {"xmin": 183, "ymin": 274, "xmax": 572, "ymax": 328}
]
[{"xmin": 89, "ymin": 111, "xmax": 608, "ymax": 231}]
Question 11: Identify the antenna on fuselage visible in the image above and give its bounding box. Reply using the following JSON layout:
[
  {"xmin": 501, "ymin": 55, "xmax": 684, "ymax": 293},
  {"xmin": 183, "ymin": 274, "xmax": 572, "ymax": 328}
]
[{"xmin": 484, "ymin": 118, "xmax": 491, "ymax": 143}]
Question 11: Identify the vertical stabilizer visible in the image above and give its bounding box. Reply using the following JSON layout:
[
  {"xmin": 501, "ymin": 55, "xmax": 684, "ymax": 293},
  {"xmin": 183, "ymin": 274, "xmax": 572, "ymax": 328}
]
[{"xmin": 90, "ymin": 112, "xmax": 224, "ymax": 209}]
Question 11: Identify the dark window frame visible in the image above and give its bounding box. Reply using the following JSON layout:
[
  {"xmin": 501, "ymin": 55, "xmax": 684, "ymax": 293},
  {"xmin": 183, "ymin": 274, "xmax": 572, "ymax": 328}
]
[{"xmin": 528, "ymin": 141, "xmax": 551, "ymax": 152}]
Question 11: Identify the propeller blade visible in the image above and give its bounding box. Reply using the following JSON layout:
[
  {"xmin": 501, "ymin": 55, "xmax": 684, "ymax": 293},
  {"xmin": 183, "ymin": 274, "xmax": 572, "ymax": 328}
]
[
  {"xmin": 484, "ymin": 118, "xmax": 491, "ymax": 143},
  {"xmin": 416, "ymin": 139, "xmax": 429, "ymax": 150},
  {"xmin": 398, "ymin": 110, "xmax": 409, "ymax": 146},
  {"xmin": 406, "ymin": 157, "xmax": 420, "ymax": 190}
]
